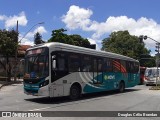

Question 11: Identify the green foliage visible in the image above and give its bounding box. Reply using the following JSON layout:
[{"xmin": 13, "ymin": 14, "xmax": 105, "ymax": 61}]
[
  {"xmin": 48, "ymin": 28, "xmax": 70, "ymax": 43},
  {"xmin": 48, "ymin": 28, "xmax": 92, "ymax": 48},
  {"xmin": 0, "ymin": 29, "xmax": 18, "ymax": 56},
  {"xmin": 139, "ymin": 55, "xmax": 156, "ymax": 67},
  {"xmin": 101, "ymin": 30, "xmax": 154, "ymax": 67},
  {"xmin": 69, "ymin": 34, "xmax": 90, "ymax": 48},
  {"xmin": 34, "ymin": 32, "xmax": 45, "ymax": 45},
  {"xmin": 0, "ymin": 29, "xmax": 18, "ymax": 81}
]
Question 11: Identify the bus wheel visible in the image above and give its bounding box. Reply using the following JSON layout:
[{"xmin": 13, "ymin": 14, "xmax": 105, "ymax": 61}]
[
  {"xmin": 70, "ymin": 85, "xmax": 81, "ymax": 100},
  {"xmin": 119, "ymin": 81, "xmax": 125, "ymax": 92}
]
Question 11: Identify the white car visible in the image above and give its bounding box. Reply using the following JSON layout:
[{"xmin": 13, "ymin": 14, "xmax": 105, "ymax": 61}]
[{"xmin": 144, "ymin": 67, "xmax": 160, "ymax": 86}]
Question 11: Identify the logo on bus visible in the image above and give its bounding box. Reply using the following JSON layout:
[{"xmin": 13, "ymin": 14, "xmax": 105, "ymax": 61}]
[{"xmin": 104, "ymin": 75, "xmax": 115, "ymax": 80}]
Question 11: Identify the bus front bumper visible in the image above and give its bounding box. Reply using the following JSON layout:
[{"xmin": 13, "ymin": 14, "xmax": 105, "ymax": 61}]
[
  {"xmin": 24, "ymin": 84, "xmax": 49, "ymax": 97},
  {"xmin": 144, "ymin": 80, "xmax": 160, "ymax": 85}
]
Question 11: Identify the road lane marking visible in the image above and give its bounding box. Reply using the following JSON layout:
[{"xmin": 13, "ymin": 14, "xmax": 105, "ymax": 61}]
[{"xmin": 28, "ymin": 107, "xmax": 52, "ymax": 111}]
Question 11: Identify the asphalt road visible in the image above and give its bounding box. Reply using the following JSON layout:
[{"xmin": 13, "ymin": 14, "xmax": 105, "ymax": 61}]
[{"xmin": 0, "ymin": 84, "xmax": 160, "ymax": 120}]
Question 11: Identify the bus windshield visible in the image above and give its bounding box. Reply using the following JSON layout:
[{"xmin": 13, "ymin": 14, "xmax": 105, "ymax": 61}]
[
  {"xmin": 145, "ymin": 68, "xmax": 160, "ymax": 77},
  {"xmin": 25, "ymin": 48, "xmax": 49, "ymax": 78}
]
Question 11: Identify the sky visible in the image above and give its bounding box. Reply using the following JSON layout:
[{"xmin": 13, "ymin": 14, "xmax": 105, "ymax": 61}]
[{"xmin": 1, "ymin": 0, "xmax": 160, "ymax": 55}]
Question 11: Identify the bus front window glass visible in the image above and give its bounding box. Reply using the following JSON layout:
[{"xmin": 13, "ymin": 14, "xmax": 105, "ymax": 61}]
[{"xmin": 25, "ymin": 55, "xmax": 49, "ymax": 78}]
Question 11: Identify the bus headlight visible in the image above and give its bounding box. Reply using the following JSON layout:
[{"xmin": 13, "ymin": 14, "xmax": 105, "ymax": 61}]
[{"xmin": 39, "ymin": 80, "xmax": 49, "ymax": 88}]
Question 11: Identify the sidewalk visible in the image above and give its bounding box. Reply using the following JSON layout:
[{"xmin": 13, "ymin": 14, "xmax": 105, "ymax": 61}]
[{"xmin": 0, "ymin": 78, "xmax": 23, "ymax": 90}]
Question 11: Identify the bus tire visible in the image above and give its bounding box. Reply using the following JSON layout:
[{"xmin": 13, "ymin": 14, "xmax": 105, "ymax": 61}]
[
  {"xmin": 69, "ymin": 84, "xmax": 81, "ymax": 100},
  {"xmin": 119, "ymin": 81, "xmax": 125, "ymax": 93}
]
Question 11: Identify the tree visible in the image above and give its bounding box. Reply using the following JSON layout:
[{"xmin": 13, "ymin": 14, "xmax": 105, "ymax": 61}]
[
  {"xmin": 48, "ymin": 28, "xmax": 71, "ymax": 44},
  {"xmin": 69, "ymin": 34, "xmax": 91, "ymax": 48},
  {"xmin": 0, "ymin": 29, "xmax": 18, "ymax": 81},
  {"xmin": 139, "ymin": 55, "xmax": 156, "ymax": 67},
  {"xmin": 48, "ymin": 28, "xmax": 94, "ymax": 49},
  {"xmin": 101, "ymin": 30, "xmax": 154, "ymax": 66},
  {"xmin": 34, "ymin": 32, "xmax": 45, "ymax": 45}
]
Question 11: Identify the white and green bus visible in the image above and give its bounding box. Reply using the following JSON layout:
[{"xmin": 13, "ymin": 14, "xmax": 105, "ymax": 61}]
[{"xmin": 23, "ymin": 42, "xmax": 140, "ymax": 99}]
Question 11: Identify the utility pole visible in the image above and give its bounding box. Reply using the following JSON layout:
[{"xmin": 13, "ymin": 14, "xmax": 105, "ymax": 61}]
[
  {"xmin": 155, "ymin": 43, "xmax": 160, "ymax": 87},
  {"xmin": 14, "ymin": 20, "xmax": 18, "ymax": 81}
]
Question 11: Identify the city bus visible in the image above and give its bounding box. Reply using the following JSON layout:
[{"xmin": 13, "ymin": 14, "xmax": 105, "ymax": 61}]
[
  {"xmin": 144, "ymin": 67, "xmax": 160, "ymax": 85},
  {"xmin": 23, "ymin": 42, "xmax": 140, "ymax": 99}
]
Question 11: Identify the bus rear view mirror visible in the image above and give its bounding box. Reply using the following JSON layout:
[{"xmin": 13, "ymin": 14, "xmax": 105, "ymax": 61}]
[{"xmin": 52, "ymin": 60, "xmax": 56, "ymax": 69}]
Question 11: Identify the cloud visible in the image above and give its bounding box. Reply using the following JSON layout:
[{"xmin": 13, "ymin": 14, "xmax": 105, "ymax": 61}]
[
  {"xmin": 20, "ymin": 26, "xmax": 47, "ymax": 45},
  {"xmin": 34, "ymin": 26, "xmax": 47, "ymax": 34},
  {"xmin": 62, "ymin": 5, "xmax": 160, "ymax": 53},
  {"xmin": 25, "ymin": 26, "xmax": 47, "ymax": 38},
  {"xmin": 19, "ymin": 37, "xmax": 34, "ymax": 46},
  {"xmin": 0, "ymin": 15, "xmax": 7, "ymax": 21},
  {"xmin": 62, "ymin": 5, "xmax": 93, "ymax": 30},
  {"xmin": 0, "ymin": 11, "xmax": 28, "ymax": 28}
]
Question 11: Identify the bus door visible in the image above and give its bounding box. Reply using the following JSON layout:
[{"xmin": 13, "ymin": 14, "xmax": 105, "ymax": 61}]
[
  {"xmin": 51, "ymin": 52, "xmax": 68, "ymax": 97},
  {"xmin": 93, "ymin": 58, "xmax": 103, "ymax": 84}
]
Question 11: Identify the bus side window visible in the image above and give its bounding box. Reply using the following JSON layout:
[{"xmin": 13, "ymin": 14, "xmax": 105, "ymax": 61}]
[
  {"xmin": 68, "ymin": 53, "xmax": 81, "ymax": 72},
  {"xmin": 120, "ymin": 60, "xmax": 127, "ymax": 73},
  {"xmin": 98, "ymin": 59, "xmax": 103, "ymax": 72},
  {"xmin": 127, "ymin": 62, "xmax": 135, "ymax": 73},
  {"xmin": 113, "ymin": 59, "xmax": 121, "ymax": 72},
  {"xmin": 103, "ymin": 58, "xmax": 112, "ymax": 72},
  {"xmin": 81, "ymin": 56, "xmax": 92, "ymax": 72},
  {"xmin": 94, "ymin": 58, "xmax": 103, "ymax": 72},
  {"xmin": 134, "ymin": 62, "xmax": 139, "ymax": 73},
  {"xmin": 58, "ymin": 58, "xmax": 65, "ymax": 71}
]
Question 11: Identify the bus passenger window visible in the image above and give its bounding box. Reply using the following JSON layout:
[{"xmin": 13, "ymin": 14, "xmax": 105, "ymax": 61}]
[
  {"xmin": 113, "ymin": 59, "xmax": 121, "ymax": 72},
  {"xmin": 103, "ymin": 58, "xmax": 112, "ymax": 72},
  {"xmin": 82, "ymin": 56, "xmax": 92, "ymax": 72},
  {"xmin": 58, "ymin": 58, "xmax": 65, "ymax": 71},
  {"xmin": 134, "ymin": 62, "xmax": 139, "ymax": 73},
  {"xmin": 68, "ymin": 54, "xmax": 80, "ymax": 72},
  {"xmin": 98, "ymin": 59, "xmax": 103, "ymax": 72},
  {"xmin": 120, "ymin": 60, "xmax": 127, "ymax": 73}
]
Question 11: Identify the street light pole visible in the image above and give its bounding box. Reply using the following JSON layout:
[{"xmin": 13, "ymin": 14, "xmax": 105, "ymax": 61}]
[
  {"xmin": 155, "ymin": 43, "xmax": 160, "ymax": 87},
  {"xmin": 14, "ymin": 21, "xmax": 44, "ymax": 81},
  {"xmin": 18, "ymin": 22, "xmax": 44, "ymax": 43}
]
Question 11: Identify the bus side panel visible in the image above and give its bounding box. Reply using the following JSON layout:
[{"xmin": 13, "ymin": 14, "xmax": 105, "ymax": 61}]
[
  {"xmin": 80, "ymin": 72, "xmax": 126, "ymax": 93},
  {"xmin": 125, "ymin": 73, "xmax": 140, "ymax": 88},
  {"xmin": 78, "ymin": 72, "xmax": 107, "ymax": 93},
  {"xmin": 81, "ymin": 72, "xmax": 139, "ymax": 93}
]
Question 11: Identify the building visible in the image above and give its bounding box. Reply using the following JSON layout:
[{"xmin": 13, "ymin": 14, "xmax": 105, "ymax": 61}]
[{"xmin": 0, "ymin": 45, "xmax": 31, "ymax": 77}]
